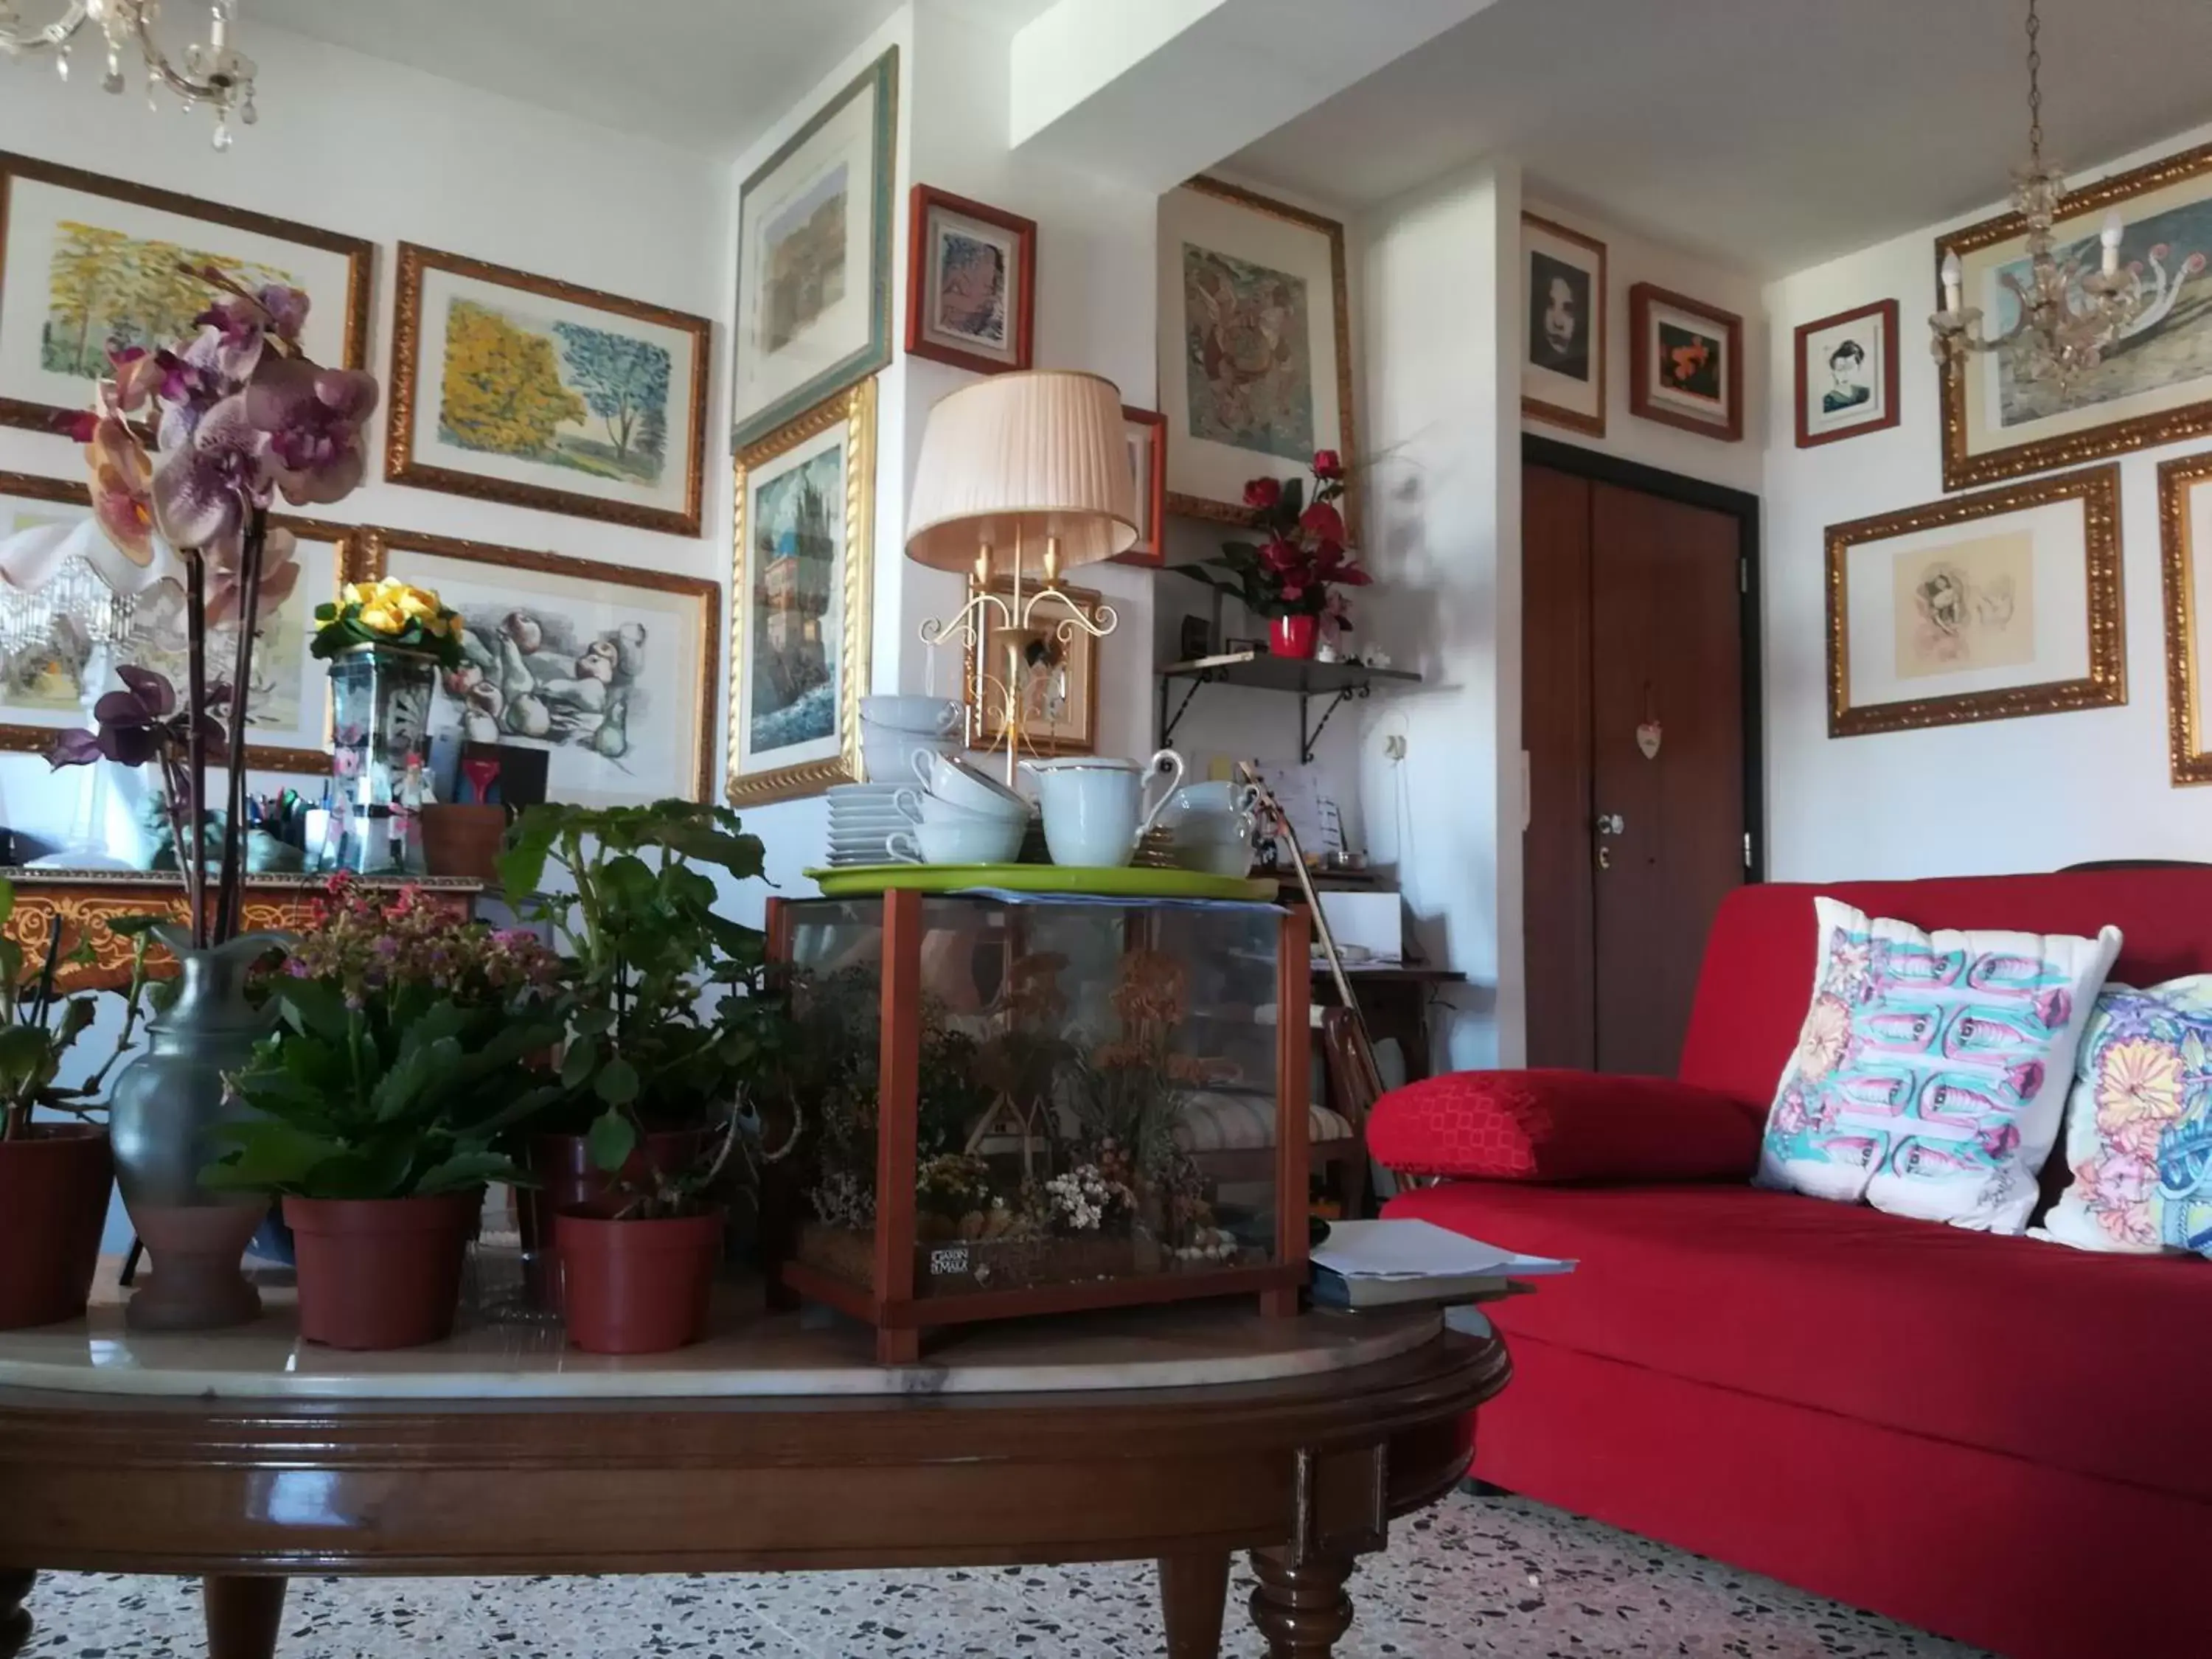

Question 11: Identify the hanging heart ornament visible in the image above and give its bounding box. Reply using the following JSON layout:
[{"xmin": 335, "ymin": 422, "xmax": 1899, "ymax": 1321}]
[{"xmin": 1635, "ymin": 720, "xmax": 1663, "ymax": 759}]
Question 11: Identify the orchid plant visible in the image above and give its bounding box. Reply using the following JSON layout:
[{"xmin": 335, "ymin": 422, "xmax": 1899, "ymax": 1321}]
[
  {"xmin": 46, "ymin": 269, "xmax": 380, "ymax": 949},
  {"xmin": 1177, "ymin": 448, "xmax": 1371, "ymax": 624}
]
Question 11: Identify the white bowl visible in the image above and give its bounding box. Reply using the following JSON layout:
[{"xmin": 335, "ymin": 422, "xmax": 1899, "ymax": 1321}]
[
  {"xmin": 886, "ymin": 814, "xmax": 1024, "ymax": 866},
  {"xmin": 860, "ymin": 695, "xmax": 963, "ymax": 734}
]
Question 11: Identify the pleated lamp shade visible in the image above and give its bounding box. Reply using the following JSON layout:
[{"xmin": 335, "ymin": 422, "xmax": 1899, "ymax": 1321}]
[{"xmin": 904, "ymin": 369, "xmax": 1138, "ymax": 571}]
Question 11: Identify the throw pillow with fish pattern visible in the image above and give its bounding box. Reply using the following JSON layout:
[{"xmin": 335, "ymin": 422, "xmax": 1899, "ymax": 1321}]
[{"xmin": 1756, "ymin": 897, "xmax": 2121, "ymax": 1232}]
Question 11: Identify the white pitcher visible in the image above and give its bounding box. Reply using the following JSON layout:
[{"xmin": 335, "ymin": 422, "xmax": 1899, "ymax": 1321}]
[{"xmin": 1020, "ymin": 751, "xmax": 1186, "ymax": 869}]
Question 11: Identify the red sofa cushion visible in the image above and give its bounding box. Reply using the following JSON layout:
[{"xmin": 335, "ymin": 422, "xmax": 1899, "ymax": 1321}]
[
  {"xmin": 1368, "ymin": 1070, "xmax": 1762, "ymax": 1180},
  {"xmin": 1390, "ymin": 1179, "xmax": 2212, "ymax": 1506}
]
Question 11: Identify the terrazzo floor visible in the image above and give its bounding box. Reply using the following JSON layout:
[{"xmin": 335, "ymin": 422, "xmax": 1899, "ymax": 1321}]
[{"xmin": 16, "ymin": 1491, "xmax": 1994, "ymax": 1659}]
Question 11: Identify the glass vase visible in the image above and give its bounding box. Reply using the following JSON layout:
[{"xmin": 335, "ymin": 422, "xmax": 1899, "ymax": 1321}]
[{"xmin": 324, "ymin": 644, "xmax": 438, "ymax": 875}]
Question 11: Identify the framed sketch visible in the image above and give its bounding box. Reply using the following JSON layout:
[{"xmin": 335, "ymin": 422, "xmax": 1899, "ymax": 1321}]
[
  {"xmin": 965, "ymin": 578, "xmax": 1102, "ymax": 757},
  {"xmin": 1113, "ymin": 405, "xmax": 1167, "ymax": 567},
  {"xmin": 1939, "ymin": 139, "xmax": 2212, "ymax": 490},
  {"xmin": 905, "ymin": 185, "xmax": 1034, "ymax": 376},
  {"xmin": 386, "ymin": 244, "xmax": 712, "ymax": 538},
  {"xmin": 2157, "ymin": 451, "xmax": 2212, "ymax": 784},
  {"xmin": 1158, "ymin": 176, "xmax": 1358, "ymax": 541},
  {"xmin": 731, "ymin": 47, "xmax": 897, "ymax": 451},
  {"xmin": 1796, "ymin": 299, "xmax": 1899, "ymax": 448},
  {"xmin": 729, "ymin": 378, "xmax": 876, "ymax": 805},
  {"xmin": 0, "ymin": 150, "xmax": 372, "ymax": 438},
  {"xmin": 1521, "ymin": 213, "xmax": 1607, "ymax": 437},
  {"xmin": 1826, "ymin": 465, "xmax": 2124, "ymax": 738},
  {"xmin": 1630, "ymin": 283, "xmax": 1744, "ymax": 442},
  {"xmin": 0, "ymin": 469, "xmax": 352, "ymax": 773},
  {"xmin": 355, "ymin": 527, "xmax": 717, "ymax": 806}
]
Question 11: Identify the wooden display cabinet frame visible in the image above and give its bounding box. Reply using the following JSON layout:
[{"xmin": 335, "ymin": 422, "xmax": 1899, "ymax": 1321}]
[{"xmin": 767, "ymin": 891, "xmax": 1312, "ymax": 1363}]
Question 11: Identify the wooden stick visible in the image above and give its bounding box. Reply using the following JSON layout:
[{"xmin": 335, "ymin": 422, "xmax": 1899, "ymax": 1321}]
[
  {"xmin": 183, "ymin": 553, "xmax": 209, "ymax": 950},
  {"xmin": 213, "ymin": 512, "xmax": 266, "ymax": 943}
]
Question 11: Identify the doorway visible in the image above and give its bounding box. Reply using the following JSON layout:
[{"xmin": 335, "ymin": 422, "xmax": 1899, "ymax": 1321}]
[{"xmin": 1522, "ymin": 436, "xmax": 1763, "ymax": 1075}]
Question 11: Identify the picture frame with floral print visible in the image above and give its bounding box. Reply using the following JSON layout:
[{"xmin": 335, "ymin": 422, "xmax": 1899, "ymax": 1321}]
[
  {"xmin": 1630, "ymin": 282, "xmax": 1744, "ymax": 442},
  {"xmin": 904, "ymin": 184, "xmax": 1034, "ymax": 377}
]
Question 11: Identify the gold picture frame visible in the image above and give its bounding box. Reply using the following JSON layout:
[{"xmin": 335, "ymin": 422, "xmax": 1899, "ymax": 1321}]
[
  {"xmin": 352, "ymin": 526, "xmax": 719, "ymax": 804},
  {"xmin": 1826, "ymin": 465, "xmax": 2125, "ymax": 738},
  {"xmin": 2158, "ymin": 450, "xmax": 2212, "ymax": 785},
  {"xmin": 728, "ymin": 378, "xmax": 875, "ymax": 806},
  {"xmin": 1938, "ymin": 137, "xmax": 2212, "ymax": 491},
  {"xmin": 386, "ymin": 243, "xmax": 713, "ymax": 538},
  {"xmin": 0, "ymin": 467, "xmax": 355, "ymax": 773},
  {"xmin": 964, "ymin": 577, "xmax": 1103, "ymax": 758}
]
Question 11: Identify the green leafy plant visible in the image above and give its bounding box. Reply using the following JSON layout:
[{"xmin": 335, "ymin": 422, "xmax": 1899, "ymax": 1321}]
[{"xmin": 0, "ymin": 879, "xmax": 156, "ymax": 1142}]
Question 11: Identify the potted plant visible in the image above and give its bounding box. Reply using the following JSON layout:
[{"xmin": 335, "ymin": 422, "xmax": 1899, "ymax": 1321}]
[
  {"xmin": 203, "ymin": 881, "xmax": 566, "ymax": 1349},
  {"xmin": 1176, "ymin": 449, "xmax": 1370, "ymax": 659},
  {"xmin": 0, "ymin": 880, "xmax": 154, "ymax": 1329}
]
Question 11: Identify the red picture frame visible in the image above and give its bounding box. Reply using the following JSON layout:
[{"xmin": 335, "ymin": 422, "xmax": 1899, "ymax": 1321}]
[
  {"xmin": 1114, "ymin": 405, "xmax": 1168, "ymax": 567},
  {"xmin": 1629, "ymin": 282, "xmax": 1745, "ymax": 442},
  {"xmin": 903, "ymin": 184, "xmax": 1036, "ymax": 377},
  {"xmin": 1794, "ymin": 298, "xmax": 1899, "ymax": 448}
]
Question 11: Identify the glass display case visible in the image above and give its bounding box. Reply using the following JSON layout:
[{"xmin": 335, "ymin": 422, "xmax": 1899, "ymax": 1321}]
[{"xmin": 767, "ymin": 890, "xmax": 1310, "ymax": 1362}]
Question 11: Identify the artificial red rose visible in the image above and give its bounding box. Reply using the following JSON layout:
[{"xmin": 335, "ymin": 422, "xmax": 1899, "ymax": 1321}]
[
  {"xmin": 1299, "ymin": 500, "xmax": 1345, "ymax": 544},
  {"xmin": 1260, "ymin": 536, "xmax": 1303, "ymax": 572},
  {"xmin": 1312, "ymin": 450, "xmax": 1343, "ymax": 479},
  {"xmin": 1338, "ymin": 563, "xmax": 1373, "ymax": 587},
  {"xmin": 1244, "ymin": 476, "xmax": 1282, "ymax": 510}
]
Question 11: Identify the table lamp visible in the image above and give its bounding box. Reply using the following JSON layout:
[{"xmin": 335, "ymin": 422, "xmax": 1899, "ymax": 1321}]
[{"xmin": 905, "ymin": 370, "xmax": 1137, "ymax": 782}]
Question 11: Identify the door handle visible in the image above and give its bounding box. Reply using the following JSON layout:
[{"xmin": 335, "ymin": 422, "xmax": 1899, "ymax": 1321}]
[{"xmin": 1595, "ymin": 813, "xmax": 1624, "ymax": 836}]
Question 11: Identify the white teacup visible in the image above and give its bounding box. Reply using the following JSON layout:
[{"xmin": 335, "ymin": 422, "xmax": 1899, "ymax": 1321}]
[
  {"xmin": 860, "ymin": 723, "xmax": 957, "ymax": 786},
  {"xmin": 860, "ymin": 695, "xmax": 962, "ymax": 734},
  {"xmin": 909, "ymin": 750, "xmax": 1029, "ymax": 820},
  {"xmin": 1020, "ymin": 750, "xmax": 1186, "ymax": 869},
  {"xmin": 886, "ymin": 814, "xmax": 1023, "ymax": 866}
]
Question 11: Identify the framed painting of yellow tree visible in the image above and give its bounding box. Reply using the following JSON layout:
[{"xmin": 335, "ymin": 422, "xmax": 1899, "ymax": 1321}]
[{"xmin": 386, "ymin": 243, "xmax": 712, "ymax": 538}]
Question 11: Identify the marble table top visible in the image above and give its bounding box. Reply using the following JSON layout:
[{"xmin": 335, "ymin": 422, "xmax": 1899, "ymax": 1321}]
[{"xmin": 0, "ymin": 1285, "xmax": 1447, "ymax": 1403}]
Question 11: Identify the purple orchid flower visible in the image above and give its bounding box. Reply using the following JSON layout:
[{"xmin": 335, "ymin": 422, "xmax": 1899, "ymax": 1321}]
[
  {"xmin": 255, "ymin": 284, "xmax": 310, "ymax": 343},
  {"xmin": 190, "ymin": 294, "xmax": 270, "ymax": 384},
  {"xmin": 246, "ymin": 356, "xmax": 379, "ymax": 507},
  {"xmin": 151, "ymin": 394, "xmax": 273, "ymax": 553},
  {"xmin": 47, "ymin": 667, "xmax": 226, "ymax": 771}
]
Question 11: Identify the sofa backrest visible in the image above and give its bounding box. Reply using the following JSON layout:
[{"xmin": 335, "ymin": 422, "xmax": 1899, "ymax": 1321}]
[{"xmin": 1677, "ymin": 869, "xmax": 2212, "ymax": 1103}]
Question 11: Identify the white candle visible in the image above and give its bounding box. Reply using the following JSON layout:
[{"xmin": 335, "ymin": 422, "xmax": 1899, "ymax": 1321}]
[
  {"xmin": 1941, "ymin": 250, "xmax": 1964, "ymax": 314},
  {"xmin": 2101, "ymin": 209, "xmax": 2124, "ymax": 276}
]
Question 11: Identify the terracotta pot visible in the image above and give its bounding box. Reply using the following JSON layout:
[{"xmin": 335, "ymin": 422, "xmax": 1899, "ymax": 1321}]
[
  {"xmin": 1269, "ymin": 613, "xmax": 1319, "ymax": 659},
  {"xmin": 0, "ymin": 1125, "xmax": 114, "ymax": 1330},
  {"xmin": 420, "ymin": 804, "xmax": 508, "ymax": 879},
  {"xmin": 555, "ymin": 1206, "xmax": 723, "ymax": 1354},
  {"xmin": 515, "ymin": 1130, "xmax": 703, "ymax": 1254},
  {"xmin": 283, "ymin": 1192, "xmax": 479, "ymax": 1350}
]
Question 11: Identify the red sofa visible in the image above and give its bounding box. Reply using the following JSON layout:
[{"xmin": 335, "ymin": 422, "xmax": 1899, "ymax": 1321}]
[{"xmin": 1373, "ymin": 872, "xmax": 2212, "ymax": 1659}]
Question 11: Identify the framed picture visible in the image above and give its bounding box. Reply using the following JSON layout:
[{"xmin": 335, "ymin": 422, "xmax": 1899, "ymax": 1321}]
[
  {"xmin": 1158, "ymin": 176, "xmax": 1358, "ymax": 540},
  {"xmin": 0, "ymin": 150, "xmax": 372, "ymax": 438},
  {"xmin": 1521, "ymin": 213, "xmax": 1607, "ymax": 437},
  {"xmin": 1795, "ymin": 299, "xmax": 1899, "ymax": 448},
  {"xmin": 729, "ymin": 378, "xmax": 876, "ymax": 805},
  {"xmin": 731, "ymin": 47, "xmax": 897, "ymax": 451},
  {"xmin": 1631, "ymin": 283, "xmax": 1743, "ymax": 442},
  {"xmin": 385, "ymin": 244, "xmax": 712, "ymax": 538},
  {"xmin": 964, "ymin": 578, "xmax": 1103, "ymax": 757},
  {"xmin": 1826, "ymin": 465, "xmax": 2124, "ymax": 738},
  {"xmin": 2157, "ymin": 451, "xmax": 2212, "ymax": 784},
  {"xmin": 355, "ymin": 527, "xmax": 718, "ymax": 807},
  {"xmin": 0, "ymin": 469, "xmax": 352, "ymax": 773},
  {"xmin": 904, "ymin": 184, "xmax": 1034, "ymax": 376},
  {"xmin": 1939, "ymin": 139, "xmax": 2212, "ymax": 490},
  {"xmin": 1114, "ymin": 405, "xmax": 1167, "ymax": 567}
]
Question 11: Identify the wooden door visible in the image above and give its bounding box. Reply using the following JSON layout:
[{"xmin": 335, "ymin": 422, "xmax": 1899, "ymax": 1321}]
[{"xmin": 1523, "ymin": 462, "xmax": 1748, "ymax": 1075}]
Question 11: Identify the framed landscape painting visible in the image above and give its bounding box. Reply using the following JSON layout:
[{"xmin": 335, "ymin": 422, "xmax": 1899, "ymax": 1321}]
[
  {"xmin": 386, "ymin": 245, "xmax": 712, "ymax": 538},
  {"xmin": 1796, "ymin": 299, "xmax": 1899, "ymax": 448},
  {"xmin": 0, "ymin": 469, "xmax": 350, "ymax": 773},
  {"xmin": 1113, "ymin": 405, "xmax": 1167, "ymax": 567},
  {"xmin": 728, "ymin": 378, "xmax": 875, "ymax": 805},
  {"xmin": 731, "ymin": 48, "xmax": 897, "ymax": 451},
  {"xmin": 905, "ymin": 184, "xmax": 1034, "ymax": 376},
  {"xmin": 1158, "ymin": 177, "xmax": 1358, "ymax": 541},
  {"xmin": 1939, "ymin": 138, "xmax": 2212, "ymax": 490},
  {"xmin": 1826, "ymin": 465, "xmax": 2124, "ymax": 738},
  {"xmin": 358, "ymin": 527, "xmax": 717, "ymax": 807},
  {"xmin": 0, "ymin": 150, "xmax": 371, "ymax": 437},
  {"xmin": 1522, "ymin": 212, "xmax": 1607, "ymax": 437},
  {"xmin": 1630, "ymin": 282, "xmax": 1743, "ymax": 442}
]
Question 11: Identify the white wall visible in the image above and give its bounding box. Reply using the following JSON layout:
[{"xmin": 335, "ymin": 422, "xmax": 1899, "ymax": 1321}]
[{"xmin": 1762, "ymin": 119, "xmax": 2212, "ymax": 881}]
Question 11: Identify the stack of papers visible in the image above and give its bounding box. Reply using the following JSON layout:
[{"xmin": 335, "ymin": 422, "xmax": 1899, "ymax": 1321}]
[{"xmin": 1310, "ymin": 1219, "xmax": 1576, "ymax": 1309}]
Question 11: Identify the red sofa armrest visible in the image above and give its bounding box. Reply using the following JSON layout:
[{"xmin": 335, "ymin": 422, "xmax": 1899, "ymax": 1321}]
[{"xmin": 1367, "ymin": 1068, "xmax": 1765, "ymax": 1183}]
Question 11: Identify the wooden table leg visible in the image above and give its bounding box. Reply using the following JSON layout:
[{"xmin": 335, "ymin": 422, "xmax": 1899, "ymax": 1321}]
[
  {"xmin": 204, "ymin": 1574, "xmax": 288, "ymax": 1659},
  {"xmin": 1159, "ymin": 1551, "xmax": 1231, "ymax": 1658},
  {"xmin": 1248, "ymin": 1546, "xmax": 1354, "ymax": 1658},
  {"xmin": 0, "ymin": 1570, "xmax": 32, "ymax": 1659}
]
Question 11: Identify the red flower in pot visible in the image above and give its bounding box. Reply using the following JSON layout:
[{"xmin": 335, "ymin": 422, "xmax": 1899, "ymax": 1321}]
[{"xmin": 1177, "ymin": 452, "xmax": 1371, "ymax": 659}]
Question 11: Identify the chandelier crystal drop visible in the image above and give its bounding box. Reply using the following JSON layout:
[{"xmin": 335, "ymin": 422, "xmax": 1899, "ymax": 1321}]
[{"xmin": 0, "ymin": 1, "xmax": 257, "ymax": 150}]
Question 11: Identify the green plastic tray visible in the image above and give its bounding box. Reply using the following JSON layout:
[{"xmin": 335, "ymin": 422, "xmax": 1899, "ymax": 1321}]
[{"xmin": 804, "ymin": 863, "xmax": 1278, "ymax": 902}]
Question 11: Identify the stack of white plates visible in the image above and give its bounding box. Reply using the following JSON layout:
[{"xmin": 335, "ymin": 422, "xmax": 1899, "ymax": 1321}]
[{"xmin": 825, "ymin": 783, "xmax": 909, "ymax": 867}]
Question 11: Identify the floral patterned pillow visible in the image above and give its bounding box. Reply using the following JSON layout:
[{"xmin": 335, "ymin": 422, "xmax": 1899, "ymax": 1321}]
[
  {"xmin": 2041, "ymin": 976, "xmax": 2212, "ymax": 1256},
  {"xmin": 1756, "ymin": 897, "xmax": 2121, "ymax": 1233}
]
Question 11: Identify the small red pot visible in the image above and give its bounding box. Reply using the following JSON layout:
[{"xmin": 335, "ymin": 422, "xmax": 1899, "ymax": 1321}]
[
  {"xmin": 555, "ymin": 1206, "xmax": 723, "ymax": 1354},
  {"xmin": 284, "ymin": 1192, "xmax": 479, "ymax": 1350},
  {"xmin": 1270, "ymin": 613, "xmax": 1319, "ymax": 658},
  {"xmin": 516, "ymin": 1130, "xmax": 704, "ymax": 1252},
  {"xmin": 0, "ymin": 1125, "xmax": 114, "ymax": 1330}
]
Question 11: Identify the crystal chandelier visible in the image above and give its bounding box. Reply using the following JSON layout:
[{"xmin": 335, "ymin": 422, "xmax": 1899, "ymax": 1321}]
[
  {"xmin": 1930, "ymin": 0, "xmax": 2144, "ymax": 385},
  {"xmin": 0, "ymin": 1, "xmax": 257, "ymax": 150}
]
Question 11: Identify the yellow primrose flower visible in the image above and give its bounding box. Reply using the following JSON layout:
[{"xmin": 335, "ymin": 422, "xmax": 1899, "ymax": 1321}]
[
  {"xmin": 396, "ymin": 590, "xmax": 437, "ymax": 622},
  {"xmin": 341, "ymin": 582, "xmax": 369, "ymax": 607},
  {"xmin": 358, "ymin": 602, "xmax": 405, "ymax": 634}
]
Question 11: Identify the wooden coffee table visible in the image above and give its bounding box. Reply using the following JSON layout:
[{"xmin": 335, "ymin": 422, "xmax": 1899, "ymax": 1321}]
[{"xmin": 0, "ymin": 1295, "xmax": 1509, "ymax": 1659}]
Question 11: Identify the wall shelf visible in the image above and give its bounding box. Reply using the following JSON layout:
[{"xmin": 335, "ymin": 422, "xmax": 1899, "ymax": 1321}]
[{"xmin": 1156, "ymin": 652, "xmax": 1422, "ymax": 764}]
